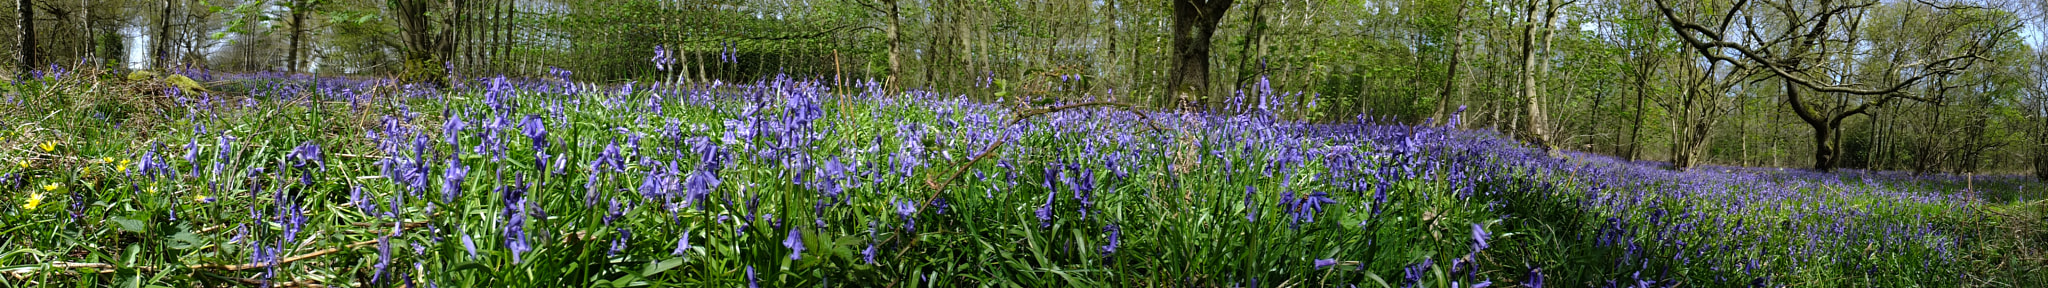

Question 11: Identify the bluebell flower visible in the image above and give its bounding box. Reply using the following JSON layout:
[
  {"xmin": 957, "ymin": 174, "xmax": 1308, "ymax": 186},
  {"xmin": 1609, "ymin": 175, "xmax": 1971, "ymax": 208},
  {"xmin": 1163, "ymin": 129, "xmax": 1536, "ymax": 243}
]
[
  {"xmin": 1314, "ymin": 258, "xmax": 1338, "ymax": 269},
  {"xmin": 609, "ymin": 227, "xmax": 631, "ymax": 257},
  {"xmin": 894, "ymin": 198, "xmax": 919, "ymax": 232},
  {"xmin": 1100, "ymin": 224, "xmax": 1121, "ymax": 255},
  {"xmin": 521, "ymin": 114, "xmax": 548, "ymax": 151},
  {"xmin": 1525, "ymin": 268, "xmax": 1544, "ymax": 288},
  {"xmin": 442, "ymin": 157, "xmax": 467, "ymax": 203},
  {"xmin": 1401, "ymin": 258, "xmax": 1433, "ymax": 288},
  {"xmin": 443, "ymin": 111, "xmax": 467, "ymax": 146},
  {"xmin": 746, "ymin": 265, "xmax": 759, "ymax": 288},
  {"xmin": 502, "ymin": 175, "xmax": 532, "ymax": 263},
  {"xmin": 281, "ymin": 200, "xmax": 306, "ymax": 244},
  {"xmin": 1282, "ymin": 191, "xmax": 1338, "ymax": 229},
  {"xmin": 184, "ymin": 137, "xmax": 201, "ymax": 176},
  {"xmin": 596, "ymin": 139, "xmax": 625, "ymax": 172},
  {"xmin": 462, "ymin": 232, "xmax": 477, "ymax": 259},
  {"xmin": 134, "ymin": 144, "xmax": 176, "ymax": 180},
  {"xmin": 684, "ymin": 168, "xmax": 720, "ymax": 210},
  {"xmin": 372, "ymin": 236, "xmax": 393, "ymax": 283},
  {"xmin": 784, "ymin": 227, "xmax": 805, "ymax": 260},
  {"xmin": 1037, "ymin": 191, "xmax": 1056, "ymax": 228},
  {"xmin": 652, "ymin": 45, "xmax": 673, "ymax": 71},
  {"xmin": 672, "ymin": 229, "xmax": 692, "ymax": 256},
  {"xmin": 1472, "ymin": 223, "xmax": 1492, "ymax": 251},
  {"xmin": 1244, "ymin": 186, "xmax": 1258, "ymax": 222},
  {"xmin": 1071, "ymin": 167, "xmax": 1095, "ymax": 217},
  {"xmin": 819, "ymin": 158, "xmax": 847, "ymax": 199}
]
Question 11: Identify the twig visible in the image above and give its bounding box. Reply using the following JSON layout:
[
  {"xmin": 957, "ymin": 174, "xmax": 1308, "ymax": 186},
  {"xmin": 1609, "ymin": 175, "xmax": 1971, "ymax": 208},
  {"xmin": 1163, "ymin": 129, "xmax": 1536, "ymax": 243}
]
[
  {"xmin": 3, "ymin": 240, "xmax": 380, "ymax": 277},
  {"xmin": 224, "ymin": 276, "xmax": 326, "ymax": 288}
]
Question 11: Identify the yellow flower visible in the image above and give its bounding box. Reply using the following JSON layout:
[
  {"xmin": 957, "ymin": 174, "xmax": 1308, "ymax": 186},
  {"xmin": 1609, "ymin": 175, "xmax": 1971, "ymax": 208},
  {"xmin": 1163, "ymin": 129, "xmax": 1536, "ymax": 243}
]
[
  {"xmin": 22, "ymin": 192, "xmax": 43, "ymax": 210},
  {"xmin": 38, "ymin": 141, "xmax": 55, "ymax": 153},
  {"xmin": 102, "ymin": 157, "xmax": 113, "ymax": 164},
  {"xmin": 14, "ymin": 160, "xmax": 25, "ymax": 169},
  {"xmin": 117, "ymin": 159, "xmax": 130, "ymax": 173},
  {"xmin": 41, "ymin": 183, "xmax": 59, "ymax": 192}
]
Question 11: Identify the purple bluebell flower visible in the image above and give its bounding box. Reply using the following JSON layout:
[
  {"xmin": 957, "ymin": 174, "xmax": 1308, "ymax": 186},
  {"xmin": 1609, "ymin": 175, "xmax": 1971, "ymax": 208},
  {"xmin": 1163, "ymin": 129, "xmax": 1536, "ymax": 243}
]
[
  {"xmin": 281, "ymin": 200, "xmax": 306, "ymax": 244},
  {"xmin": 745, "ymin": 265, "xmax": 759, "ymax": 288},
  {"xmin": 1244, "ymin": 186, "xmax": 1258, "ymax": 222},
  {"xmin": 183, "ymin": 137, "xmax": 201, "ymax": 176},
  {"xmin": 894, "ymin": 198, "xmax": 919, "ymax": 232},
  {"xmin": 1037, "ymin": 191, "xmax": 1056, "ymax": 228},
  {"xmin": 1100, "ymin": 224, "xmax": 1121, "ymax": 255},
  {"xmin": 1472, "ymin": 223, "xmax": 1492, "ymax": 251},
  {"xmin": 1401, "ymin": 258, "xmax": 1433, "ymax": 288},
  {"xmin": 502, "ymin": 175, "xmax": 532, "ymax": 263},
  {"xmin": 462, "ymin": 233, "xmax": 478, "ymax": 259},
  {"xmin": 134, "ymin": 144, "xmax": 176, "ymax": 180},
  {"xmin": 652, "ymin": 45, "xmax": 672, "ymax": 70},
  {"xmin": 1071, "ymin": 167, "xmax": 1095, "ymax": 217},
  {"xmin": 444, "ymin": 111, "xmax": 467, "ymax": 146},
  {"xmin": 1314, "ymin": 258, "xmax": 1338, "ymax": 269},
  {"xmin": 443, "ymin": 157, "xmax": 467, "ymax": 203},
  {"xmin": 862, "ymin": 242, "xmax": 878, "ymax": 264},
  {"xmin": 684, "ymin": 167, "xmax": 720, "ymax": 209},
  {"xmin": 521, "ymin": 114, "xmax": 548, "ymax": 151},
  {"xmin": 1525, "ymin": 268, "xmax": 1544, "ymax": 288},
  {"xmin": 596, "ymin": 139, "xmax": 625, "ymax": 172},
  {"xmin": 785, "ymin": 227, "xmax": 806, "ymax": 260},
  {"xmin": 609, "ymin": 227, "xmax": 632, "ymax": 257},
  {"xmin": 372, "ymin": 236, "xmax": 393, "ymax": 283},
  {"xmin": 672, "ymin": 229, "xmax": 692, "ymax": 256},
  {"xmin": 1281, "ymin": 191, "xmax": 1338, "ymax": 229}
]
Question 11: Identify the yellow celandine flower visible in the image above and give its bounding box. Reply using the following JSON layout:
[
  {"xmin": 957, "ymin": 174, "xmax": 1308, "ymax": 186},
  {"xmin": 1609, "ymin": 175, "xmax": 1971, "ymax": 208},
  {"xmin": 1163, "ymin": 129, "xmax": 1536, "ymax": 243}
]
[
  {"xmin": 102, "ymin": 157, "xmax": 114, "ymax": 164},
  {"xmin": 38, "ymin": 141, "xmax": 55, "ymax": 153},
  {"xmin": 14, "ymin": 160, "xmax": 25, "ymax": 169},
  {"xmin": 117, "ymin": 159, "xmax": 130, "ymax": 173},
  {"xmin": 41, "ymin": 183, "xmax": 58, "ymax": 192},
  {"xmin": 22, "ymin": 192, "xmax": 43, "ymax": 210}
]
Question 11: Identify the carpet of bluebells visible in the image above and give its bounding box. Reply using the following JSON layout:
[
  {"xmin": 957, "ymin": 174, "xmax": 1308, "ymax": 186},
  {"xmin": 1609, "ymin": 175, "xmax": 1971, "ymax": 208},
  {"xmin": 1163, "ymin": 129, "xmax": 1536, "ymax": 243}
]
[{"xmin": 0, "ymin": 65, "xmax": 2043, "ymax": 287}]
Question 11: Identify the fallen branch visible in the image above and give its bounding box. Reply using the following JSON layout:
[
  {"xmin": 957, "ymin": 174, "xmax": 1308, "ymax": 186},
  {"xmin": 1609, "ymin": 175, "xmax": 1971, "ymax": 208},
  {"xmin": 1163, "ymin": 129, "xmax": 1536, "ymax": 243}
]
[
  {"xmin": 3, "ymin": 239, "xmax": 379, "ymax": 278},
  {"xmin": 223, "ymin": 276, "xmax": 326, "ymax": 288}
]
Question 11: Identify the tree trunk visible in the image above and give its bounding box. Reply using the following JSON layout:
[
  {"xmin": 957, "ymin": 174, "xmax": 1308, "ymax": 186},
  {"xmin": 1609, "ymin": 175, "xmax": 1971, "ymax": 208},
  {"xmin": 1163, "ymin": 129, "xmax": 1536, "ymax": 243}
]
[
  {"xmin": 1431, "ymin": 3, "xmax": 1469, "ymax": 125},
  {"xmin": 2037, "ymin": 113, "xmax": 2047, "ymax": 181},
  {"xmin": 80, "ymin": 0, "xmax": 90, "ymax": 68},
  {"xmin": 287, "ymin": 0, "xmax": 306, "ymax": 74},
  {"xmin": 1518, "ymin": 0, "xmax": 1557, "ymax": 154},
  {"xmin": 442, "ymin": 0, "xmax": 464, "ymax": 84},
  {"xmin": 1231, "ymin": 0, "xmax": 1265, "ymax": 94},
  {"xmin": 1168, "ymin": 0, "xmax": 1233, "ymax": 113},
  {"xmin": 1628, "ymin": 70, "xmax": 1648, "ymax": 162},
  {"xmin": 884, "ymin": 0, "xmax": 901, "ymax": 93},
  {"xmin": 394, "ymin": 0, "xmax": 445, "ymax": 86},
  {"xmin": 496, "ymin": 0, "xmax": 509, "ymax": 75},
  {"xmin": 14, "ymin": 0, "xmax": 32, "ymax": 78},
  {"xmin": 1812, "ymin": 121, "xmax": 1838, "ymax": 171},
  {"xmin": 154, "ymin": 0, "xmax": 174, "ymax": 70}
]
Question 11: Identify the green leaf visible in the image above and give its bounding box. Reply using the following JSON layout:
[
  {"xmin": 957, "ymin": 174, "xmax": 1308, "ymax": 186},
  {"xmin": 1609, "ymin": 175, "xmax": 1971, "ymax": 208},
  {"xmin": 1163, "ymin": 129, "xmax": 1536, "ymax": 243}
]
[
  {"xmin": 112, "ymin": 217, "xmax": 146, "ymax": 233},
  {"xmin": 641, "ymin": 257, "xmax": 685, "ymax": 276},
  {"xmin": 449, "ymin": 262, "xmax": 495, "ymax": 273},
  {"xmin": 167, "ymin": 230, "xmax": 201, "ymax": 250},
  {"xmin": 610, "ymin": 273, "xmax": 642, "ymax": 287}
]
